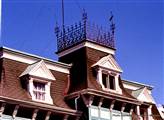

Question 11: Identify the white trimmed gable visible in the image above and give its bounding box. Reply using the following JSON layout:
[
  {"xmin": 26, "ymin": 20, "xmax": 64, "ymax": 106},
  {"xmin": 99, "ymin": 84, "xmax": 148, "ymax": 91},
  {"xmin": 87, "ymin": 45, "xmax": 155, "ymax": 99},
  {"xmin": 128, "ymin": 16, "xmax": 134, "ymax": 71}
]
[
  {"xmin": 132, "ymin": 87, "xmax": 155, "ymax": 104},
  {"xmin": 20, "ymin": 60, "xmax": 55, "ymax": 81},
  {"xmin": 92, "ymin": 55, "xmax": 123, "ymax": 73},
  {"xmin": 20, "ymin": 60, "xmax": 54, "ymax": 104}
]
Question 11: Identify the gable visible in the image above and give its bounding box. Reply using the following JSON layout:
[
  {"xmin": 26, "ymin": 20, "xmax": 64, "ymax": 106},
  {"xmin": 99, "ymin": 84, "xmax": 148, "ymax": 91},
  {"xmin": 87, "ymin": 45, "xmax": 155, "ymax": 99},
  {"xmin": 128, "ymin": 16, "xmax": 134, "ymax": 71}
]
[
  {"xmin": 92, "ymin": 55, "xmax": 122, "ymax": 73},
  {"xmin": 132, "ymin": 87, "xmax": 155, "ymax": 104},
  {"xmin": 20, "ymin": 60, "xmax": 56, "ymax": 80}
]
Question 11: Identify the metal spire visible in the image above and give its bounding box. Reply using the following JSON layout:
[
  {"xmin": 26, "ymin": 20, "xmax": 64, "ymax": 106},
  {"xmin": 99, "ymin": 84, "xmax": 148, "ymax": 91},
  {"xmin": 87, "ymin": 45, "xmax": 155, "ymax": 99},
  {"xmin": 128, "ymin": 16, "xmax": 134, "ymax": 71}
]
[
  {"xmin": 109, "ymin": 11, "xmax": 115, "ymax": 34},
  {"xmin": 62, "ymin": 0, "xmax": 65, "ymax": 33},
  {"xmin": 61, "ymin": 0, "xmax": 66, "ymax": 47}
]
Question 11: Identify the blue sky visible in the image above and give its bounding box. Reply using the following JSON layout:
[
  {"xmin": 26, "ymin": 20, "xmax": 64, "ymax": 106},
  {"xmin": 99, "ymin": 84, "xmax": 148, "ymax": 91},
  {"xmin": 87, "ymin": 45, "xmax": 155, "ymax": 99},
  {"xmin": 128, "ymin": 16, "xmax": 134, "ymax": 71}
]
[{"xmin": 1, "ymin": 0, "xmax": 164, "ymax": 104}]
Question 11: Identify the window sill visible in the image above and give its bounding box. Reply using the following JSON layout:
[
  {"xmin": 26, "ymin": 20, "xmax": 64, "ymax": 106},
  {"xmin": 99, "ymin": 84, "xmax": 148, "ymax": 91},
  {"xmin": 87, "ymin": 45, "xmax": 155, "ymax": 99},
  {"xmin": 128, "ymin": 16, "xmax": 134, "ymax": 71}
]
[{"xmin": 32, "ymin": 98, "xmax": 53, "ymax": 104}]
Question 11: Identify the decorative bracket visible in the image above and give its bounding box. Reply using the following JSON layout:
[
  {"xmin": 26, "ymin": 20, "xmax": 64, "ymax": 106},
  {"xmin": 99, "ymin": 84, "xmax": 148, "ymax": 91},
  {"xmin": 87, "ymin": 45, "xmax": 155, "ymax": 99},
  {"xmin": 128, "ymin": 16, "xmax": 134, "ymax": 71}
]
[
  {"xmin": 0, "ymin": 103, "xmax": 6, "ymax": 117},
  {"xmin": 32, "ymin": 109, "xmax": 39, "ymax": 120},
  {"xmin": 12, "ymin": 105, "xmax": 19, "ymax": 119}
]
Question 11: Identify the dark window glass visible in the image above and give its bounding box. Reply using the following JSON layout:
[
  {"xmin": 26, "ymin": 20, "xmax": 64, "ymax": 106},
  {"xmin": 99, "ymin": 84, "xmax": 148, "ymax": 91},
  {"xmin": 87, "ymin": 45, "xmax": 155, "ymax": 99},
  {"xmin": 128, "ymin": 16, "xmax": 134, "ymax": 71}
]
[
  {"xmin": 102, "ymin": 73, "xmax": 107, "ymax": 88},
  {"xmin": 109, "ymin": 76, "xmax": 115, "ymax": 90}
]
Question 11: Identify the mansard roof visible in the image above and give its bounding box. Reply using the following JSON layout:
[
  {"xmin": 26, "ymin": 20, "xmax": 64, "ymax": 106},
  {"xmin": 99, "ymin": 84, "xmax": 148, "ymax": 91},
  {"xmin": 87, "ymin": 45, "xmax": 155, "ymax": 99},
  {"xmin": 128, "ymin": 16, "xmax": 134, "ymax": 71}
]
[
  {"xmin": 0, "ymin": 46, "xmax": 72, "ymax": 72},
  {"xmin": 0, "ymin": 47, "xmax": 81, "ymax": 116}
]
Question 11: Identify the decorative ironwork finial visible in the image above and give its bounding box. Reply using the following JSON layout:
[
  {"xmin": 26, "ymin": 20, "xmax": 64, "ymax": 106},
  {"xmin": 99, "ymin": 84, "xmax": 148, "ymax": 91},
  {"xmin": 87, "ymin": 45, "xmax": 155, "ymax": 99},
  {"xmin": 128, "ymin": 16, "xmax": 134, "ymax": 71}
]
[
  {"xmin": 55, "ymin": 22, "xmax": 60, "ymax": 38},
  {"xmin": 109, "ymin": 11, "xmax": 115, "ymax": 47},
  {"xmin": 109, "ymin": 11, "xmax": 115, "ymax": 34},
  {"xmin": 82, "ymin": 9, "xmax": 88, "ymax": 21},
  {"xmin": 55, "ymin": 10, "xmax": 116, "ymax": 52},
  {"xmin": 109, "ymin": 11, "xmax": 114, "ymax": 22}
]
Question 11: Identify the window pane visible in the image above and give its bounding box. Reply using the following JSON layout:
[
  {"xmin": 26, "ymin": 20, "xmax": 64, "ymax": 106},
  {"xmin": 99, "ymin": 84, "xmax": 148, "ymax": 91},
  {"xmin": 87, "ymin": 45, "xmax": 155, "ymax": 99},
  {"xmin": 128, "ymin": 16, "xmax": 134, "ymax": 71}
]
[
  {"xmin": 109, "ymin": 76, "xmax": 115, "ymax": 90},
  {"xmin": 100, "ymin": 109, "xmax": 110, "ymax": 119},
  {"xmin": 122, "ymin": 112, "xmax": 131, "ymax": 120},
  {"xmin": 91, "ymin": 118, "xmax": 99, "ymax": 120},
  {"xmin": 102, "ymin": 74, "xmax": 108, "ymax": 88},
  {"xmin": 112, "ymin": 110, "xmax": 121, "ymax": 120},
  {"xmin": 33, "ymin": 82, "xmax": 45, "ymax": 100},
  {"xmin": 90, "ymin": 107, "xmax": 99, "ymax": 117}
]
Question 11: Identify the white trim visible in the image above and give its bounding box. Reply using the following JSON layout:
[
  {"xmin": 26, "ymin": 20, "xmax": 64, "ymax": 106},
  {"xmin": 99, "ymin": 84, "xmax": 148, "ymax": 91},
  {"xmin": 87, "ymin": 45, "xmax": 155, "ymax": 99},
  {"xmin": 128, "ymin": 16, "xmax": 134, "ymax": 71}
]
[
  {"xmin": 123, "ymin": 81, "xmax": 153, "ymax": 95},
  {"xmin": 57, "ymin": 41, "xmax": 115, "ymax": 57},
  {"xmin": 132, "ymin": 87, "xmax": 156, "ymax": 104},
  {"xmin": 1, "ymin": 47, "xmax": 70, "ymax": 74},
  {"xmin": 97, "ymin": 68, "xmax": 122, "ymax": 94},
  {"xmin": 122, "ymin": 79, "xmax": 153, "ymax": 90},
  {"xmin": 29, "ymin": 77, "xmax": 53, "ymax": 104},
  {"xmin": 92, "ymin": 54, "xmax": 123, "ymax": 73},
  {"xmin": 20, "ymin": 60, "xmax": 56, "ymax": 81}
]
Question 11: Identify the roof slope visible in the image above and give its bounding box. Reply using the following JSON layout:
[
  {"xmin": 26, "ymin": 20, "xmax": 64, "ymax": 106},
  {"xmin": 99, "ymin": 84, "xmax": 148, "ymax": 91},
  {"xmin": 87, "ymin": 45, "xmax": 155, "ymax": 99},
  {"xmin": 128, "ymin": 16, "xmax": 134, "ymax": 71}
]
[{"xmin": 0, "ymin": 57, "xmax": 72, "ymax": 109}]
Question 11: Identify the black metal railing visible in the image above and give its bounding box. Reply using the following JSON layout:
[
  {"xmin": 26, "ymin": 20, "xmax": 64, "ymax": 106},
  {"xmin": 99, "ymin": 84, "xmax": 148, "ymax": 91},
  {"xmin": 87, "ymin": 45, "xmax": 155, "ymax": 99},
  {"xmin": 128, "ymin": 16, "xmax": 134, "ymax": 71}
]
[{"xmin": 55, "ymin": 11, "xmax": 115, "ymax": 52}]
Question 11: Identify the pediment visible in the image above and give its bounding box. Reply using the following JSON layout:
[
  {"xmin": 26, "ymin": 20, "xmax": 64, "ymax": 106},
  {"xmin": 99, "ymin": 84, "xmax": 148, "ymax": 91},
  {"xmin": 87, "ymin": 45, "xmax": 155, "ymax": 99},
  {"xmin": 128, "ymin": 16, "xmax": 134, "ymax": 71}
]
[
  {"xmin": 132, "ymin": 87, "xmax": 155, "ymax": 103},
  {"xmin": 20, "ymin": 60, "xmax": 55, "ymax": 80},
  {"xmin": 92, "ymin": 55, "xmax": 123, "ymax": 73}
]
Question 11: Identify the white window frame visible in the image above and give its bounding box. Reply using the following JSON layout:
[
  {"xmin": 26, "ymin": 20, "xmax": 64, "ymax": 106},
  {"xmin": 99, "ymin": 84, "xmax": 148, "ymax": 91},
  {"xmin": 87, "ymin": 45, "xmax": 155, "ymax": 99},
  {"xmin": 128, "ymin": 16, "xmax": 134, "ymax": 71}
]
[
  {"xmin": 97, "ymin": 68, "xmax": 122, "ymax": 94},
  {"xmin": 33, "ymin": 81, "xmax": 46, "ymax": 101},
  {"xmin": 28, "ymin": 77, "xmax": 53, "ymax": 104}
]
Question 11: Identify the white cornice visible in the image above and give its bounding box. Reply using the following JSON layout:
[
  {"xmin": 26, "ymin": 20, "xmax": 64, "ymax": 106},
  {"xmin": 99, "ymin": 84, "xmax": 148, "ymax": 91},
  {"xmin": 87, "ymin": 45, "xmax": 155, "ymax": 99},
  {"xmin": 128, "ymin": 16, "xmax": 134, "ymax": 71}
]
[
  {"xmin": 0, "ymin": 96, "xmax": 82, "ymax": 116},
  {"xmin": 57, "ymin": 40, "xmax": 116, "ymax": 57},
  {"xmin": 0, "ymin": 46, "xmax": 71, "ymax": 74},
  {"xmin": 122, "ymin": 79, "xmax": 153, "ymax": 90}
]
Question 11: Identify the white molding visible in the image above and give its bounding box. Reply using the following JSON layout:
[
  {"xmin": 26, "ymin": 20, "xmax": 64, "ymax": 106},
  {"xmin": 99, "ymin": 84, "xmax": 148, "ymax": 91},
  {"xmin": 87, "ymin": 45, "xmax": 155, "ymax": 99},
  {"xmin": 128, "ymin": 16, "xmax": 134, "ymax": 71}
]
[
  {"xmin": 92, "ymin": 54, "xmax": 123, "ymax": 73},
  {"xmin": 57, "ymin": 41, "xmax": 115, "ymax": 57},
  {"xmin": 123, "ymin": 82, "xmax": 152, "ymax": 95},
  {"xmin": 122, "ymin": 79, "xmax": 153, "ymax": 90},
  {"xmin": 1, "ymin": 47, "xmax": 70, "ymax": 74}
]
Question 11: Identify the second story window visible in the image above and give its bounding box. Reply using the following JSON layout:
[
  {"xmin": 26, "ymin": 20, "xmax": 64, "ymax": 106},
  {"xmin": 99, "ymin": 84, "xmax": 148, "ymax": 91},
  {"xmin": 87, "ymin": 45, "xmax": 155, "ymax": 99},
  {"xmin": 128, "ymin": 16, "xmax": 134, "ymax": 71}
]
[
  {"xmin": 102, "ymin": 73, "xmax": 115, "ymax": 90},
  {"xmin": 33, "ymin": 82, "xmax": 46, "ymax": 101}
]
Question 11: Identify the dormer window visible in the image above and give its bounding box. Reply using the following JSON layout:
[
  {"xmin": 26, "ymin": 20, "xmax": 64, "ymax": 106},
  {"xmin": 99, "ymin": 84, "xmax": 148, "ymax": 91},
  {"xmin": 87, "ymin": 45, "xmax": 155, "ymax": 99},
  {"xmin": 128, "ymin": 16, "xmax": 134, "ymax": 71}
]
[
  {"xmin": 102, "ymin": 73, "xmax": 115, "ymax": 90},
  {"xmin": 20, "ymin": 60, "xmax": 55, "ymax": 104},
  {"xmin": 92, "ymin": 55, "xmax": 123, "ymax": 94}
]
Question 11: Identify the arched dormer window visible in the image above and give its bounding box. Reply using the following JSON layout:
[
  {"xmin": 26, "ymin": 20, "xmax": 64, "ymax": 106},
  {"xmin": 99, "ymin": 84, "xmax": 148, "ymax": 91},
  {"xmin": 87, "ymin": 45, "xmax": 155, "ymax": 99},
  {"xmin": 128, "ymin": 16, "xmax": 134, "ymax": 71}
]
[
  {"xmin": 20, "ymin": 60, "xmax": 55, "ymax": 104},
  {"xmin": 92, "ymin": 55, "xmax": 123, "ymax": 94}
]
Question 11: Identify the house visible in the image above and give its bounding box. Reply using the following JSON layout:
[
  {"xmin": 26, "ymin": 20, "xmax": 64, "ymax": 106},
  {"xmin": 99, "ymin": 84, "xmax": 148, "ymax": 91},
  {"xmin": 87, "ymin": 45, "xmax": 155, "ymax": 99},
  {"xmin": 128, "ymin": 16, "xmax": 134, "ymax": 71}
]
[{"xmin": 0, "ymin": 11, "xmax": 162, "ymax": 120}]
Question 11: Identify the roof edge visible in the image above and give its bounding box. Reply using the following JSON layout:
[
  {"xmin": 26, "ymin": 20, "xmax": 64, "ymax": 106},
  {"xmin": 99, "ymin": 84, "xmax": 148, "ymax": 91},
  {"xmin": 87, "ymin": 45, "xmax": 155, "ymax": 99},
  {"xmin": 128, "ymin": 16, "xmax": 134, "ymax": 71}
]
[
  {"xmin": 0, "ymin": 46, "xmax": 72, "ymax": 69},
  {"xmin": 0, "ymin": 96, "xmax": 82, "ymax": 116},
  {"xmin": 122, "ymin": 79, "xmax": 154, "ymax": 90}
]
